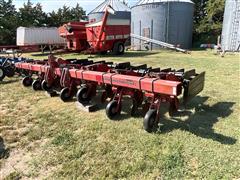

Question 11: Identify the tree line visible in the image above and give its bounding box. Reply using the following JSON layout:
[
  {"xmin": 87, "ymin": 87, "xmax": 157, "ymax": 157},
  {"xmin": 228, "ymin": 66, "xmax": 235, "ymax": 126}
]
[
  {"xmin": 0, "ymin": 0, "xmax": 225, "ymax": 46},
  {"xmin": 0, "ymin": 0, "xmax": 86, "ymax": 45}
]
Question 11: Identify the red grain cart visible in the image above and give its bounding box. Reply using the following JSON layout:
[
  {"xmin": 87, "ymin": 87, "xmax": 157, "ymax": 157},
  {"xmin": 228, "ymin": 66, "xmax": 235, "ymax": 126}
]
[
  {"xmin": 58, "ymin": 22, "xmax": 88, "ymax": 51},
  {"xmin": 58, "ymin": 6, "xmax": 130, "ymax": 55},
  {"xmin": 86, "ymin": 5, "xmax": 130, "ymax": 55}
]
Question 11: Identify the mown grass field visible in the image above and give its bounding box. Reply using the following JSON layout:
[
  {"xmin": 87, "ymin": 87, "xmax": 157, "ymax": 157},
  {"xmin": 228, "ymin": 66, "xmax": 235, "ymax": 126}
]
[{"xmin": 0, "ymin": 50, "xmax": 239, "ymax": 179}]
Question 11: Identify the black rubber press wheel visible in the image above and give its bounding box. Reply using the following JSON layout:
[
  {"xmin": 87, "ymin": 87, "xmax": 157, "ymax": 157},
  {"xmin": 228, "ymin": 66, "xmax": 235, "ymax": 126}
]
[
  {"xmin": 22, "ymin": 76, "xmax": 33, "ymax": 87},
  {"xmin": 143, "ymin": 109, "xmax": 157, "ymax": 133},
  {"xmin": 60, "ymin": 87, "xmax": 73, "ymax": 102},
  {"xmin": 32, "ymin": 80, "xmax": 42, "ymax": 91},
  {"xmin": 41, "ymin": 80, "xmax": 51, "ymax": 91},
  {"xmin": 106, "ymin": 100, "xmax": 121, "ymax": 119},
  {"xmin": 76, "ymin": 86, "xmax": 90, "ymax": 103}
]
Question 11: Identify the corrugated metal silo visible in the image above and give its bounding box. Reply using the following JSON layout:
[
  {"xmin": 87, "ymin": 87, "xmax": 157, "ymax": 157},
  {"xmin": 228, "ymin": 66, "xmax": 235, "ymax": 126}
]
[
  {"xmin": 131, "ymin": 0, "xmax": 194, "ymax": 50},
  {"xmin": 88, "ymin": 0, "xmax": 131, "ymax": 23},
  {"xmin": 221, "ymin": 0, "xmax": 240, "ymax": 52}
]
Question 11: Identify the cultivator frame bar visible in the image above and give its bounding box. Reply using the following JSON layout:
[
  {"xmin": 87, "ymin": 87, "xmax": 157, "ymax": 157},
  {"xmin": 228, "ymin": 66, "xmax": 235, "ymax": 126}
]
[{"xmin": 15, "ymin": 55, "xmax": 205, "ymax": 132}]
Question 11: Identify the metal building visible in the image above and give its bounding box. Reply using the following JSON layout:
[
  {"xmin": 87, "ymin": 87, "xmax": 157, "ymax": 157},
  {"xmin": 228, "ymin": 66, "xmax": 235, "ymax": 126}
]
[
  {"xmin": 131, "ymin": 0, "xmax": 194, "ymax": 50},
  {"xmin": 88, "ymin": 0, "xmax": 131, "ymax": 23},
  {"xmin": 221, "ymin": 0, "xmax": 240, "ymax": 52}
]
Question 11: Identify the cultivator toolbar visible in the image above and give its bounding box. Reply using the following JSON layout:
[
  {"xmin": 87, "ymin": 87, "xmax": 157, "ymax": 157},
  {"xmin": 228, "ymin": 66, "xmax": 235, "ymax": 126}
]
[{"xmin": 14, "ymin": 55, "xmax": 205, "ymax": 132}]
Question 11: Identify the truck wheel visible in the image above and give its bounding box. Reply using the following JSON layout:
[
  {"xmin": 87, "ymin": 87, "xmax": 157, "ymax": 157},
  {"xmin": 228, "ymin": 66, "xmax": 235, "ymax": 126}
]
[
  {"xmin": 41, "ymin": 80, "xmax": 51, "ymax": 91},
  {"xmin": 76, "ymin": 86, "xmax": 90, "ymax": 103},
  {"xmin": 143, "ymin": 109, "xmax": 157, "ymax": 133},
  {"xmin": 0, "ymin": 66, "xmax": 6, "ymax": 81},
  {"xmin": 106, "ymin": 100, "xmax": 121, "ymax": 119},
  {"xmin": 60, "ymin": 87, "xmax": 73, "ymax": 102},
  {"xmin": 22, "ymin": 76, "xmax": 33, "ymax": 87},
  {"xmin": 32, "ymin": 80, "xmax": 42, "ymax": 91},
  {"xmin": 113, "ymin": 42, "xmax": 125, "ymax": 55}
]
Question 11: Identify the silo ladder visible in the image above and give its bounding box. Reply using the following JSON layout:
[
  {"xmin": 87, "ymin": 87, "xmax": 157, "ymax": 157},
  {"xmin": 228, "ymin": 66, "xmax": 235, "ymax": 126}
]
[{"xmin": 230, "ymin": 1, "xmax": 240, "ymax": 51}]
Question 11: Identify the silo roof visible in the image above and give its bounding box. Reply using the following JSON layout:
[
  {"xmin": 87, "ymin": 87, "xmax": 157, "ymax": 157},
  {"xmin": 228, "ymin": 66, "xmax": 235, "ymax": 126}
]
[
  {"xmin": 89, "ymin": 0, "xmax": 130, "ymax": 14},
  {"xmin": 135, "ymin": 0, "xmax": 194, "ymax": 6}
]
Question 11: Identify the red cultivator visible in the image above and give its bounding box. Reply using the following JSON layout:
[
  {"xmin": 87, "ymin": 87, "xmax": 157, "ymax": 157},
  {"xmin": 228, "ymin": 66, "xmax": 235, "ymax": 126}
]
[{"xmin": 15, "ymin": 56, "xmax": 205, "ymax": 132}]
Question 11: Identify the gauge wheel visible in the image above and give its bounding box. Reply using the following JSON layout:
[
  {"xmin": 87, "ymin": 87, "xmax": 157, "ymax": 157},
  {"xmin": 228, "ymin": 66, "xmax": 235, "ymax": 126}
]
[
  {"xmin": 106, "ymin": 100, "xmax": 121, "ymax": 119},
  {"xmin": 60, "ymin": 87, "xmax": 73, "ymax": 102},
  {"xmin": 32, "ymin": 80, "xmax": 42, "ymax": 91},
  {"xmin": 143, "ymin": 109, "xmax": 157, "ymax": 133},
  {"xmin": 22, "ymin": 76, "xmax": 33, "ymax": 87},
  {"xmin": 76, "ymin": 86, "xmax": 91, "ymax": 103},
  {"xmin": 41, "ymin": 80, "xmax": 51, "ymax": 91}
]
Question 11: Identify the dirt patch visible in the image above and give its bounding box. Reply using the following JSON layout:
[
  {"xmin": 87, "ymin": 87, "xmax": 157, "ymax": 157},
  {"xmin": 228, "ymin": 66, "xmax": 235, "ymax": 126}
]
[
  {"xmin": 0, "ymin": 149, "xmax": 31, "ymax": 178},
  {"xmin": 0, "ymin": 139, "xmax": 51, "ymax": 179}
]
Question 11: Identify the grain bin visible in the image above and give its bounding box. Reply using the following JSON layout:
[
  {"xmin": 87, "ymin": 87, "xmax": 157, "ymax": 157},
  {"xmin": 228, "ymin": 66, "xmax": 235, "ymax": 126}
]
[
  {"xmin": 131, "ymin": 0, "xmax": 194, "ymax": 50},
  {"xmin": 221, "ymin": 0, "xmax": 240, "ymax": 52},
  {"xmin": 88, "ymin": 0, "xmax": 131, "ymax": 24}
]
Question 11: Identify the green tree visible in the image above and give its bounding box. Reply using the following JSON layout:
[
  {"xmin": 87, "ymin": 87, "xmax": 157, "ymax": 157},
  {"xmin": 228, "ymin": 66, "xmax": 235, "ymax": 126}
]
[
  {"xmin": 18, "ymin": 0, "xmax": 47, "ymax": 27},
  {"xmin": 0, "ymin": 0, "xmax": 18, "ymax": 45},
  {"xmin": 71, "ymin": 3, "xmax": 86, "ymax": 21},
  {"xmin": 192, "ymin": 0, "xmax": 208, "ymax": 27},
  {"xmin": 193, "ymin": 0, "xmax": 225, "ymax": 45},
  {"xmin": 197, "ymin": 0, "xmax": 225, "ymax": 35},
  {"xmin": 47, "ymin": 4, "xmax": 86, "ymax": 27}
]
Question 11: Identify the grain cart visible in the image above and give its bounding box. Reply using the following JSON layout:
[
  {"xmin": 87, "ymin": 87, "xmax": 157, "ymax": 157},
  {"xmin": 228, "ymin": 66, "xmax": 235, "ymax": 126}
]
[
  {"xmin": 59, "ymin": 6, "xmax": 130, "ymax": 55},
  {"xmin": 58, "ymin": 22, "xmax": 89, "ymax": 51},
  {"xmin": 86, "ymin": 5, "xmax": 130, "ymax": 55}
]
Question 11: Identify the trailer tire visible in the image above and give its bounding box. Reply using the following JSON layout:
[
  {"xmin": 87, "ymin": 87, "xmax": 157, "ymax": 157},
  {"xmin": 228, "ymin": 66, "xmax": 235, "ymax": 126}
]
[
  {"xmin": 0, "ymin": 66, "xmax": 6, "ymax": 81},
  {"xmin": 60, "ymin": 87, "xmax": 73, "ymax": 102},
  {"xmin": 41, "ymin": 80, "xmax": 51, "ymax": 91},
  {"xmin": 106, "ymin": 100, "xmax": 121, "ymax": 119},
  {"xmin": 32, "ymin": 80, "xmax": 42, "ymax": 91},
  {"xmin": 22, "ymin": 76, "xmax": 33, "ymax": 87},
  {"xmin": 143, "ymin": 109, "xmax": 157, "ymax": 133},
  {"xmin": 113, "ymin": 42, "xmax": 125, "ymax": 55},
  {"xmin": 76, "ymin": 86, "xmax": 90, "ymax": 103}
]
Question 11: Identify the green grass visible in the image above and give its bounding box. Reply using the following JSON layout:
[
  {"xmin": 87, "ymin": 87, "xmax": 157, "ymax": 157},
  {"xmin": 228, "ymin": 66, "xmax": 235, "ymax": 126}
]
[{"xmin": 0, "ymin": 50, "xmax": 239, "ymax": 179}]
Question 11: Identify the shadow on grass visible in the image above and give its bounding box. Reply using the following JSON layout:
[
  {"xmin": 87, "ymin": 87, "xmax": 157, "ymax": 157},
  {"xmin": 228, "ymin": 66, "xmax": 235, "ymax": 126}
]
[
  {"xmin": 160, "ymin": 96, "xmax": 237, "ymax": 145},
  {"xmin": 0, "ymin": 136, "xmax": 10, "ymax": 159},
  {"xmin": 0, "ymin": 79, "xmax": 19, "ymax": 85},
  {"xmin": 30, "ymin": 51, "xmax": 157, "ymax": 59},
  {"xmin": 31, "ymin": 51, "xmax": 80, "ymax": 57},
  {"xmin": 190, "ymin": 48, "xmax": 209, "ymax": 51},
  {"xmin": 89, "ymin": 51, "xmax": 159, "ymax": 58}
]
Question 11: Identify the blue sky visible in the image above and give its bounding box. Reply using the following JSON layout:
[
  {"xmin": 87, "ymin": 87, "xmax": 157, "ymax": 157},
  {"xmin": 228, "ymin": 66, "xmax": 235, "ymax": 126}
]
[{"xmin": 12, "ymin": 0, "xmax": 138, "ymax": 13}]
